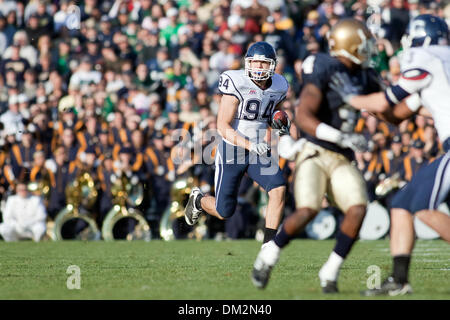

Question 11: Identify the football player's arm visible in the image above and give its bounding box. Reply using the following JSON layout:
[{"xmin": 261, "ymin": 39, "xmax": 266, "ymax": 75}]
[
  {"xmin": 296, "ymin": 83, "xmax": 344, "ymax": 144},
  {"xmin": 296, "ymin": 83, "xmax": 367, "ymax": 152},
  {"xmin": 267, "ymin": 100, "xmax": 287, "ymax": 149},
  {"xmin": 217, "ymin": 94, "xmax": 252, "ymax": 151},
  {"xmin": 334, "ymin": 65, "xmax": 432, "ymax": 115},
  {"xmin": 295, "ymin": 83, "xmax": 322, "ymax": 136},
  {"xmin": 347, "ymin": 92, "xmax": 390, "ymax": 113},
  {"xmin": 344, "ymin": 87, "xmax": 423, "ymax": 125},
  {"xmin": 376, "ymin": 92, "xmax": 426, "ymax": 125}
]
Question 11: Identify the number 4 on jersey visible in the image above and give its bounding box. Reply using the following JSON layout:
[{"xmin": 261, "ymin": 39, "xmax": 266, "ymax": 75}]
[{"xmin": 219, "ymin": 76, "xmax": 229, "ymax": 90}]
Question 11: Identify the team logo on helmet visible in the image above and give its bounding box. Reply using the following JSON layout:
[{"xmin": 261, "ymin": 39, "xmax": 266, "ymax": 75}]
[{"xmin": 401, "ymin": 14, "xmax": 449, "ymax": 49}]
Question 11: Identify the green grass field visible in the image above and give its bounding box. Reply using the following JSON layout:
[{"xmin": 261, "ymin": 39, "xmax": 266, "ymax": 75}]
[{"xmin": 0, "ymin": 239, "xmax": 448, "ymax": 300}]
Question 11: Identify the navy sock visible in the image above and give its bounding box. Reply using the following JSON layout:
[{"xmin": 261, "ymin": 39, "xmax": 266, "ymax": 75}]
[
  {"xmin": 273, "ymin": 226, "xmax": 292, "ymax": 248},
  {"xmin": 333, "ymin": 230, "xmax": 356, "ymax": 259},
  {"xmin": 392, "ymin": 255, "xmax": 411, "ymax": 284},
  {"xmin": 263, "ymin": 228, "xmax": 277, "ymax": 244}
]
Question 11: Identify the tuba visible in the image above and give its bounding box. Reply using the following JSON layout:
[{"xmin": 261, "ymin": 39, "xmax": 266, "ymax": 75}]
[
  {"xmin": 51, "ymin": 167, "xmax": 100, "ymax": 240},
  {"xmin": 101, "ymin": 172, "xmax": 151, "ymax": 241},
  {"xmin": 159, "ymin": 176, "xmax": 207, "ymax": 241}
]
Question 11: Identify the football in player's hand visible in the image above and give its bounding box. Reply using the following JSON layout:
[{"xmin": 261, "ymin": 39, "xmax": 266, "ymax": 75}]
[{"xmin": 271, "ymin": 110, "xmax": 289, "ymax": 128}]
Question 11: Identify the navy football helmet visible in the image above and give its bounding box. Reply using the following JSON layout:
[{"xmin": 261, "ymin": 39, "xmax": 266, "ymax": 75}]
[
  {"xmin": 402, "ymin": 14, "xmax": 449, "ymax": 49},
  {"xmin": 244, "ymin": 41, "xmax": 277, "ymax": 81}
]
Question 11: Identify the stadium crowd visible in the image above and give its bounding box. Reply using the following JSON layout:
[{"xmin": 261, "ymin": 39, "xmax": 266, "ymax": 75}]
[{"xmin": 0, "ymin": 0, "xmax": 449, "ymax": 241}]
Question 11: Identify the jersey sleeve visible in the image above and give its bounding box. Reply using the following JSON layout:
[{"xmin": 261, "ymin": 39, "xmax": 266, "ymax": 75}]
[
  {"xmin": 301, "ymin": 54, "xmax": 329, "ymax": 90},
  {"xmin": 384, "ymin": 49, "xmax": 432, "ymax": 106},
  {"xmin": 217, "ymin": 72, "xmax": 242, "ymax": 102},
  {"xmin": 277, "ymin": 75, "xmax": 289, "ymax": 104}
]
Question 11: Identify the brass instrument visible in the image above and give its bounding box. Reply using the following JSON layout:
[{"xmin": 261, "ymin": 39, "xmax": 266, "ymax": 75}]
[
  {"xmin": 66, "ymin": 170, "xmax": 98, "ymax": 209},
  {"xmin": 27, "ymin": 169, "xmax": 51, "ymax": 206},
  {"xmin": 159, "ymin": 176, "xmax": 207, "ymax": 241},
  {"xmin": 375, "ymin": 173, "xmax": 402, "ymax": 198},
  {"xmin": 101, "ymin": 172, "xmax": 151, "ymax": 241},
  {"xmin": 50, "ymin": 168, "xmax": 100, "ymax": 240},
  {"xmin": 27, "ymin": 168, "xmax": 54, "ymax": 240}
]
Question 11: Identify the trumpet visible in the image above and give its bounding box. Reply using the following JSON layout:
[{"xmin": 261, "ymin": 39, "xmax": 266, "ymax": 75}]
[
  {"xmin": 50, "ymin": 167, "xmax": 100, "ymax": 240},
  {"xmin": 101, "ymin": 172, "xmax": 151, "ymax": 241}
]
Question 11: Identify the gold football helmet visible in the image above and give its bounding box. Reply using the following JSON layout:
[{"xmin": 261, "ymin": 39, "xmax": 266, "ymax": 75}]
[{"xmin": 328, "ymin": 18, "xmax": 376, "ymax": 68}]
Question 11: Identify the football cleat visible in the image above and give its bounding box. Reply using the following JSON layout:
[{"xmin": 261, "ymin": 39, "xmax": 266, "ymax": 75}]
[
  {"xmin": 184, "ymin": 187, "xmax": 204, "ymax": 226},
  {"xmin": 251, "ymin": 241, "xmax": 280, "ymax": 289},
  {"xmin": 318, "ymin": 258, "xmax": 340, "ymax": 294},
  {"xmin": 320, "ymin": 280, "xmax": 339, "ymax": 294},
  {"xmin": 361, "ymin": 276, "xmax": 413, "ymax": 296}
]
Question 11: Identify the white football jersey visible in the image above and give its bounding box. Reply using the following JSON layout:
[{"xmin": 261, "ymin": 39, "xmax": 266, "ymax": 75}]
[
  {"xmin": 217, "ymin": 70, "xmax": 289, "ymax": 144},
  {"xmin": 397, "ymin": 46, "xmax": 450, "ymax": 142}
]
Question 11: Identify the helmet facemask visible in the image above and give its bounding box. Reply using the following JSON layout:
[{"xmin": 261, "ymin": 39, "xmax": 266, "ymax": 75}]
[
  {"xmin": 401, "ymin": 19, "xmax": 428, "ymax": 50},
  {"xmin": 245, "ymin": 55, "xmax": 276, "ymax": 81},
  {"xmin": 357, "ymin": 30, "xmax": 377, "ymax": 68}
]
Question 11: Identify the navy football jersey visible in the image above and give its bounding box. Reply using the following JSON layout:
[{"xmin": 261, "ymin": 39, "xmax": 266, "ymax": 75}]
[{"xmin": 300, "ymin": 53, "xmax": 382, "ymax": 159}]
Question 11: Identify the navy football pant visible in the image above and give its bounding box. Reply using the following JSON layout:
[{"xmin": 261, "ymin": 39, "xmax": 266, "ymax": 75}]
[
  {"xmin": 214, "ymin": 141, "xmax": 285, "ymax": 219},
  {"xmin": 391, "ymin": 148, "xmax": 450, "ymax": 213}
]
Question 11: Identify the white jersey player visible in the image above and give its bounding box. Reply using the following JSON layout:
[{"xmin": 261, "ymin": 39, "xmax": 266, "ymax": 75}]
[
  {"xmin": 217, "ymin": 69, "xmax": 288, "ymax": 146},
  {"xmin": 330, "ymin": 14, "xmax": 450, "ymax": 296},
  {"xmin": 184, "ymin": 41, "xmax": 291, "ymax": 246}
]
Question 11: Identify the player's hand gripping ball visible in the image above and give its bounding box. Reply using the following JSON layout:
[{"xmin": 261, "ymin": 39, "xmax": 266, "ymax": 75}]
[{"xmin": 271, "ymin": 110, "xmax": 290, "ymax": 136}]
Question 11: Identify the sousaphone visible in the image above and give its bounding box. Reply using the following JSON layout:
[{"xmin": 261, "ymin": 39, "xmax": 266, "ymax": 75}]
[
  {"xmin": 51, "ymin": 169, "xmax": 100, "ymax": 240},
  {"xmin": 101, "ymin": 173, "xmax": 151, "ymax": 241}
]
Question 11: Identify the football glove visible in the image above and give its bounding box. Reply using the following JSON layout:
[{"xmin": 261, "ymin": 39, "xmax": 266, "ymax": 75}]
[
  {"xmin": 278, "ymin": 135, "xmax": 306, "ymax": 160},
  {"xmin": 272, "ymin": 118, "xmax": 291, "ymax": 137},
  {"xmin": 272, "ymin": 118, "xmax": 291, "ymax": 136},
  {"xmin": 329, "ymin": 72, "xmax": 359, "ymax": 105},
  {"xmin": 337, "ymin": 133, "xmax": 368, "ymax": 153},
  {"xmin": 250, "ymin": 142, "xmax": 270, "ymax": 156}
]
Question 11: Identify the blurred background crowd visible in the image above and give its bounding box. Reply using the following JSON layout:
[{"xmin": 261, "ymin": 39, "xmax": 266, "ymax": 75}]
[{"xmin": 0, "ymin": 0, "xmax": 449, "ymax": 241}]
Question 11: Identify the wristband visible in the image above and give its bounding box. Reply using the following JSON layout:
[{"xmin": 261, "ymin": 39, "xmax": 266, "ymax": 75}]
[
  {"xmin": 405, "ymin": 92, "xmax": 422, "ymax": 112},
  {"xmin": 315, "ymin": 123, "xmax": 342, "ymax": 143}
]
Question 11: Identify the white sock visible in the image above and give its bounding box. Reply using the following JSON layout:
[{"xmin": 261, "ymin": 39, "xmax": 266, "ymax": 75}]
[
  {"xmin": 319, "ymin": 251, "xmax": 344, "ymax": 283},
  {"xmin": 258, "ymin": 240, "xmax": 280, "ymax": 266}
]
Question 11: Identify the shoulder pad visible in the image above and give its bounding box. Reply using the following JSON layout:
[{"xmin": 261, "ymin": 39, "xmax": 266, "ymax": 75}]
[
  {"xmin": 301, "ymin": 54, "xmax": 335, "ymax": 90},
  {"xmin": 399, "ymin": 48, "xmax": 430, "ymax": 72},
  {"xmin": 218, "ymin": 70, "xmax": 244, "ymax": 100},
  {"xmin": 272, "ymin": 74, "xmax": 289, "ymax": 92}
]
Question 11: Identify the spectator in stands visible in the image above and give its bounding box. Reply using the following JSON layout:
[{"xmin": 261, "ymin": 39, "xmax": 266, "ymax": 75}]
[
  {"xmin": 0, "ymin": 180, "xmax": 47, "ymax": 242},
  {"xmin": 0, "ymin": 0, "xmax": 445, "ymax": 240},
  {"xmin": 381, "ymin": 0, "xmax": 410, "ymax": 50}
]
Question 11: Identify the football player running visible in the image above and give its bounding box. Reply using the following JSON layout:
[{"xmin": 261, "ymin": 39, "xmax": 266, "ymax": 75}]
[
  {"xmin": 184, "ymin": 42, "xmax": 291, "ymax": 245},
  {"xmin": 252, "ymin": 18, "xmax": 383, "ymax": 293},
  {"xmin": 330, "ymin": 14, "xmax": 450, "ymax": 296}
]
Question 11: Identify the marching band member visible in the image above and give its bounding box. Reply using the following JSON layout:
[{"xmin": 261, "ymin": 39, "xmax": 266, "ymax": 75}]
[{"xmin": 0, "ymin": 181, "xmax": 47, "ymax": 242}]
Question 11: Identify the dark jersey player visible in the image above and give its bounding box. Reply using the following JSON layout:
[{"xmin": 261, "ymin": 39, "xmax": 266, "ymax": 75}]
[{"xmin": 252, "ymin": 18, "xmax": 383, "ymax": 294}]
